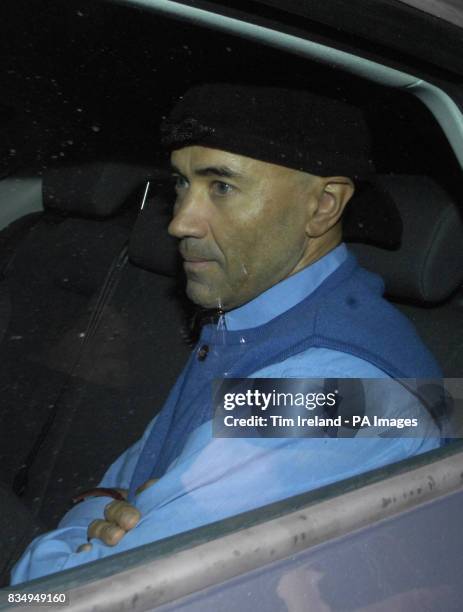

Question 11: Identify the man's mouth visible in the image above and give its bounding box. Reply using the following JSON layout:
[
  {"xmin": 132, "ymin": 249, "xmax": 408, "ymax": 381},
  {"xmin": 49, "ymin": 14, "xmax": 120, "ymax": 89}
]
[
  {"xmin": 180, "ymin": 246, "xmax": 215, "ymax": 266},
  {"xmin": 183, "ymin": 255, "xmax": 211, "ymax": 263},
  {"xmin": 183, "ymin": 258, "xmax": 213, "ymax": 271}
]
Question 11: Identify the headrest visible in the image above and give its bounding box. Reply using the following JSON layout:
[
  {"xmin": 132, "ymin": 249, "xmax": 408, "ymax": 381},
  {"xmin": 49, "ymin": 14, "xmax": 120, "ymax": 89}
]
[
  {"xmin": 350, "ymin": 175, "xmax": 463, "ymax": 303},
  {"xmin": 128, "ymin": 192, "xmax": 180, "ymax": 277},
  {"xmin": 43, "ymin": 161, "xmax": 161, "ymax": 218},
  {"xmin": 343, "ymin": 180, "xmax": 403, "ymax": 249}
]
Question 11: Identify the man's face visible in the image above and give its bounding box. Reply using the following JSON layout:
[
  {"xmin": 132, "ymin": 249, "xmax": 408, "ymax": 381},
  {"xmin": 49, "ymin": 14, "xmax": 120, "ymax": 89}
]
[{"xmin": 168, "ymin": 145, "xmax": 322, "ymax": 311}]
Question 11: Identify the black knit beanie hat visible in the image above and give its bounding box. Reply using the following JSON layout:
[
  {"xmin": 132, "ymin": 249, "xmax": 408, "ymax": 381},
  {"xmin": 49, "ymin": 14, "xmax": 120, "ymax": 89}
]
[
  {"xmin": 161, "ymin": 83, "xmax": 402, "ymax": 248},
  {"xmin": 161, "ymin": 83, "xmax": 375, "ymax": 181}
]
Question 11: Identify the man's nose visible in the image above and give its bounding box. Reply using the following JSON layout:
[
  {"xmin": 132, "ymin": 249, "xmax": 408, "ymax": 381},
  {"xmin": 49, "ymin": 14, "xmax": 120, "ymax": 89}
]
[{"xmin": 168, "ymin": 191, "xmax": 208, "ymax": 239}]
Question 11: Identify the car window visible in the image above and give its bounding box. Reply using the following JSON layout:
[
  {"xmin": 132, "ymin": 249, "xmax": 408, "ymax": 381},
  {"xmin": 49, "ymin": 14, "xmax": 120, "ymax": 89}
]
[
  {"xmin": 0, "ymin": 0, "xmax": 462, "ymax": 602},
  {"xmin": 2, "ymin": 440, "xmax": 463, "ymax": 610}
]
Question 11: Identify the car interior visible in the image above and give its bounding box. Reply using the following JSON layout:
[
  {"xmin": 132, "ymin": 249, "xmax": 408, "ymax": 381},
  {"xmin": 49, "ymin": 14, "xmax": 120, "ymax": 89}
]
[{"xmin": 0, "ymin": 0, "xmax": 463, "ymax": 589}]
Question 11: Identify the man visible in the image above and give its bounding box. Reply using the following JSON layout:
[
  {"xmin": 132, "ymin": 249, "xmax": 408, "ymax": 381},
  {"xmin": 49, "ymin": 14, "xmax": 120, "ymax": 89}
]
[{"xmin": 11, "ymin": 83, "xmax": 441, "ymax": 584}]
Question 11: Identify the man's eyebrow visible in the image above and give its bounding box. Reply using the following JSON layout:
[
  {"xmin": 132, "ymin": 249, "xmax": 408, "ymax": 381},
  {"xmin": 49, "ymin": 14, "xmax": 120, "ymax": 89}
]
[
  {"xmin": 170, "ymin": 164, "xmax": 184, "ymax": 176},
  {"xmin": 194, "ymin": 166, "xmax": 244, "ymax": 179},
  {"xmin": 170, "ymin": 164, "xmax": 244, "ymax": 180}
]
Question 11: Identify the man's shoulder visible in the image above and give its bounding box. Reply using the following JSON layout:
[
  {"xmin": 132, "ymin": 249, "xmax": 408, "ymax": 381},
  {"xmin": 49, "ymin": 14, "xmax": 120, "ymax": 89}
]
[
  {"xmin": 308, "ymin": 258, "xmax": 440, "ymax": 378},
  {"xmin": 302, "ymin": 253, "xmax": 414, "ymax": 339},
  {"xmin": 251, "ymin": 347, "xmax": 390, "ymax": 379}
]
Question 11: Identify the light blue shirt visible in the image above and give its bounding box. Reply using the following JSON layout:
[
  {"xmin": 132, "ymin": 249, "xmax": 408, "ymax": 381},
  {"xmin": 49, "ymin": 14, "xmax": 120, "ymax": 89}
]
[{"xmin": 11, "ymin": 244, "xmax": 440, "ymax": 584}]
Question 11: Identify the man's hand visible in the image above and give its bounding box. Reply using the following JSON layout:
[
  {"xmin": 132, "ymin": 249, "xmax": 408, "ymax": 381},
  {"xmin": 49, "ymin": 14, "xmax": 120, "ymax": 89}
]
[{"xmin": 76, "ymin": 479, "xmax": 157, "ymax": 552}]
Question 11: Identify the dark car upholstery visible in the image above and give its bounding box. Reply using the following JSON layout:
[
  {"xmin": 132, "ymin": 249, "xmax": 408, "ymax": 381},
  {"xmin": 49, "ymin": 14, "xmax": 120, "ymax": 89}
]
[
  {"xmin": 0, "ymin": 161, "xmax": 155, "ymax": 498},
  {"xmin": 351, "ymin": 175, "xmax": 463, "ymax": 376},
  {"xmin": 22, "ymin": 193, "xmax": 193, "ymax": 528}
]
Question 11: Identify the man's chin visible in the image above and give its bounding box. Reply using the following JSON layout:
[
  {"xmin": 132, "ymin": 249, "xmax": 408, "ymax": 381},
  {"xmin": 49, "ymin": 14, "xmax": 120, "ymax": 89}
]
[{"xmin": 186, "ymin": 281, "xmax": 225, "ymax": 310}]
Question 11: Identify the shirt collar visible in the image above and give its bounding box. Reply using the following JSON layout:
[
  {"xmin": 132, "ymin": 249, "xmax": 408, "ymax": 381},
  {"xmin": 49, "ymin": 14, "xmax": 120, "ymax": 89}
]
[{"xmin": 224, "ymin": 243, "xmax": 348, "ymax": 331}]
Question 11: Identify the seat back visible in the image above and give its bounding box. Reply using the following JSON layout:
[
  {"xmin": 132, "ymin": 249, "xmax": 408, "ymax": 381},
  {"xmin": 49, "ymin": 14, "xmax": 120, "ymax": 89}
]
[
  {"xmin": 21, "ymin": 191, "xmax": 193, "ymax": 527},
  {"xmin": 0, "ymin": 161, "xmax": 155, "ymax": 493},
  {"xmin": 349, "ymin": 175, "xmax": 463, "ymax": 377}
]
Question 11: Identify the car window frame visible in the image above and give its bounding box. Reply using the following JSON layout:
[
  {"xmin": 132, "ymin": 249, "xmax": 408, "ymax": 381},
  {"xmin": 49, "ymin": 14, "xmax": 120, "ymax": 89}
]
[
  {"xmin": 2, "ymin": 440, "xmax": 462, "ymax": 610},
  {"xmin": 1, "ymin": 0, "xmax": 463, "ymax": 607}
]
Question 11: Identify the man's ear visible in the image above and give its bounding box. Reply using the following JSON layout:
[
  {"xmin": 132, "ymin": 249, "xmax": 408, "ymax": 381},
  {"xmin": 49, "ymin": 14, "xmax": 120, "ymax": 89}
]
[{"xmin": 305, "ymin": 177, "xmax": 355, "ymax": 237}]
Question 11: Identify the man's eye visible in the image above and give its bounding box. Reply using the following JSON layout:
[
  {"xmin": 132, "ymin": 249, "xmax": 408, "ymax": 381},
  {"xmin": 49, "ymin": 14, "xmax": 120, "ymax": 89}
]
[
  {"xmin": 212, "ymin": 181, "xmax": 234, "ymax": 196},
  {"xmin": 173, "ymin": 176, "xmax": 188, "ymax": 190}
]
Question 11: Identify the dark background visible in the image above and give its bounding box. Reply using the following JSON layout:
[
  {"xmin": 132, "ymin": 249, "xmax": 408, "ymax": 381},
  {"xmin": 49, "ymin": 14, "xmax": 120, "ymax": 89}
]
[{"xmin": 0, "ymin": 0, "xmax": 461, "ymax": 198}]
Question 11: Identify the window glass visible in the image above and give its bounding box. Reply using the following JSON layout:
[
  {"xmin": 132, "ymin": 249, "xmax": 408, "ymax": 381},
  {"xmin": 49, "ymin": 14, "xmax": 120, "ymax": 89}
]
[{"xmin": 0, "ymin": 0, "xmax": 461, "ymax": 588}]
